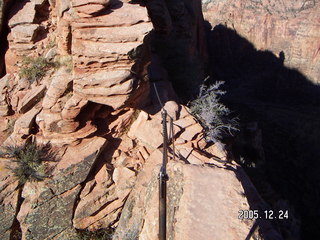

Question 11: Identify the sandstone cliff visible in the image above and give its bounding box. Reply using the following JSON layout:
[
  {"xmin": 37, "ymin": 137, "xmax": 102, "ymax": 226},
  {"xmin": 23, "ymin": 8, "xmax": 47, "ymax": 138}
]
[
  {"xmin": 203, "ymin": 0, "xmax": 320, "ymax": 84},
  {"xmin": 203, "ymin": 1, "xmax": 320, "ymax": 239},
  {"xmin": 0, "ymin": 0, "xmax": 295, "ymax": 239}
]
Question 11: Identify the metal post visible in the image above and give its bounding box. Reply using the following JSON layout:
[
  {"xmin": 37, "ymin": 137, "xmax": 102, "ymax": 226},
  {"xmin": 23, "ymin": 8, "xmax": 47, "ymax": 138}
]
[{"xmin": 159, "ymin": 110, "xmax": 169, "ymax": 240}]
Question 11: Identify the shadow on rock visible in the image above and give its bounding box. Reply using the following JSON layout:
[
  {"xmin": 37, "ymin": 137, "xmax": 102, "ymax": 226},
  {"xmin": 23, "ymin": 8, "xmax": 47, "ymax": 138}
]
[{"xmin": 205, "ymin": 22, "xmax": 320, "ymax": 239}]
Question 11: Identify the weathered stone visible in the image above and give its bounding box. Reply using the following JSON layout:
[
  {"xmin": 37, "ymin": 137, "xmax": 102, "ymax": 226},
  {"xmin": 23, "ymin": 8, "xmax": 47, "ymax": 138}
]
[
  {"xmin": 56, "ymin": 0, "xmax": 71, "ymax": 17},
  {"xmin": 17, "ymin": 85, "xmax": 46, "ymax": 113},
  {"xmin": 107, "ymin": 108, "xmax": 136, "ymax": 138},
  {"xmin": 178, "ymin": 123, "xmax": 203, "ymax": 142},
  {"xmin": 112, "ymin": 167, "xmax": 135, "ymax": 186},
  {"xmin": 61, "ymin": 94, "xmax": 88, "ymax": 120},
  {"xmin": 73, "ymin": 70, "xmax": 135, "ymax": 109},
  {"xmin": 0, "ymin": 75, "xmax": 9, "ymax": 117},
  {"xmin": 74, "ymin": 4, "xmax": 106, "ymax": 16},
  {"xmin": 36, "ymin": 121, "xmax": 97, "ymax": 146},
  {"xmin": 163, "ymin": 100, "xmax": 179, "ymax": 120},
  {"xmin": 0, "ymin": 158, "xmax": 19, "ymax": 240},
  {"xmin": 42, "ymin": 68, "xmax": 73, "ymax": 109},
  {"xmin": 73, "ymin": 136, "xmax": 139, "ymax": 230},
  {"xmin": 8, "ymin": 1, "xmax": 36, "ymax": 28},
  {"xmin": 73, "ymin": 23, "xmax": 152, "ymax": 43},
  {"xmin": 17, "ymin": 137, "xmax": 107, "ymax": 240},
  {"xmin": 113, "ymin": 150, "xmax": 162, "ymax": 240},
  {"xmin": 53, "ymin": 137, "xmax": 107, "ymax": 175},
  {"xmin": 206, "ymin": 141, "xmax": 228, "ymax": 161},
  {"xmin": 115, "ymin": 158, "xmax": 282, "ymax": 240},
  {"xmin": 72, "ymin": 0, "xmax": 109, "ymax": 7},
  {"xmin": 3, "ymin": 107, "xmax": 41, "ymax": 146},
  {"xmin": 0, "ymin": 118, "xmax": 9, "ymax": 132},
  {"xmin": 71, "ymin": 3, "xmax": 149, "ymax": 28},
  {"xmin": 203, "ymin": 0, "xmax": 320, "ymax": 83},
  {"xmin": 11, "ymin": 24, "xmax": 40, "ymax": 43},
  {"xmin": 18, "ymin": 185, "xmax": 82, "ymax": 240},
  {"xmin": 175, "ymin": 146, "xmax": 204, "ymax": 164}
]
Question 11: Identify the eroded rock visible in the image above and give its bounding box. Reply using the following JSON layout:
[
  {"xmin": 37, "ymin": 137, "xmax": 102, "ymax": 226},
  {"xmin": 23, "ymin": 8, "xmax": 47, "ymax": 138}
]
[
  {"xmin": 17, "ymin": 137, "xmax": 107, "ymax": 240},
  {"xmin": 0, "ymin": 158, "xmax": 20, "ymax": 240},
  {"xmin": 203, "ymin": 0, "xmax": 320, "ymax": 83}
]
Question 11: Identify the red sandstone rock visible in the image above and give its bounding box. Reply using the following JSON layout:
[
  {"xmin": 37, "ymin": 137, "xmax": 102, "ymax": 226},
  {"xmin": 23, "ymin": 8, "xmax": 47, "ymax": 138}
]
[
  {"xmin": 8, "ymin": 2, "xmax": 36, "ymax": 28},
  {"xmin": 17, "ymin": 85, "xmax": 46, "ymax": 113},
  {"xmin": 0, "ymin": 158, "xmax": 20, "ymax": 240},
  {"xmin": 0, "ymin": 75, "xmax": 10, "ymax": 117},
  {"xmin": 203, "ymin": 0, "xmax": 320, "ymax": 83}
]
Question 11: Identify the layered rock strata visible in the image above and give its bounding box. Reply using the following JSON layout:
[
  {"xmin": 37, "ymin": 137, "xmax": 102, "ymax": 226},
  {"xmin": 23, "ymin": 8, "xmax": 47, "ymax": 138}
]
[
  {"xmin": 0, "ymin": 0, "xmax": 285, "ymax": 239},
  {"xmin": 203, "ymin": 0, "xmax": 320, "ymax": 83}
]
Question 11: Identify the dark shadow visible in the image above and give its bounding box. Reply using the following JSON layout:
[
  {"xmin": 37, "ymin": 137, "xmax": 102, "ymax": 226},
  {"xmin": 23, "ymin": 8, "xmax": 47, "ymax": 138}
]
[
  {"xmin": 0, "ymin": 23, "xmax": 9, "ymax": 78},
  {"xmin": 233, "ymin": 165, "xmax": 284, "ymax": 240},
  {"xmin": 245, "ymin": 220, "xmax": 259, "ymax": 240},
  {"xmin": 92, "ymin": 0, "xmax": 123, "ymax": 17},
  {"xmin": 205, "ymin": 22, "xmax": 320, "ymax": 239},
  {"xmin": 128, "ymin": 0, "xmax": 146, "ymax": 7},
  {"xmin": 33, "ymin": 0, "xmax": 51, "ymax": 43}
]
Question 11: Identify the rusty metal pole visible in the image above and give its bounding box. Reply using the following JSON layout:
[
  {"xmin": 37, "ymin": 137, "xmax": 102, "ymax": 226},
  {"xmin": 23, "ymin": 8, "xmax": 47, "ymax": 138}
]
[{"xmin": 159, "ymin": 110, "xmax": 169, "ymax": 240}]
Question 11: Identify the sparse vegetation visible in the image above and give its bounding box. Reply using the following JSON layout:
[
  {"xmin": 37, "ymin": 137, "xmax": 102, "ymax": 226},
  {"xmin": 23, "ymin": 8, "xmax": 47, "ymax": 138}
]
[
  {"xmin": 189, "ymin": 81, "xmax": 238, "ymax": 142},
  {"xmin": 0, "ymin": 142, "xmax": 56, "ymax": 185},
  {"xmin": 19, "ymin": 56, "xmax": 56, "ymax": 83},
  {"xmin": 56, "ymin": 55, "xmax": 73, "ymax": 73}
]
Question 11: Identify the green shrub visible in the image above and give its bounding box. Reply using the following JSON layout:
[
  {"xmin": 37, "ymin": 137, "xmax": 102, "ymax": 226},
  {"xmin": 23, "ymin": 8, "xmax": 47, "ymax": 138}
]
[
  {"xmin": 189, "ymin": 81, "xmax": 239, "ymax": 142},
  {"xmin": 19, "ymin": 56, "xmax": 56, "ymax": 82},
  {"xmin": 0, "ymin": 142, "xmax": 56, "ymax": 185}
]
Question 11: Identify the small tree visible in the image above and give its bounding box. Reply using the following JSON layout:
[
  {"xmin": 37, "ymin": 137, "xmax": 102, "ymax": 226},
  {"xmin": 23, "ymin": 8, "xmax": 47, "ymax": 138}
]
[{"xmin": 189, "ymin": 81, "xmax": 238, "ymax": 142}]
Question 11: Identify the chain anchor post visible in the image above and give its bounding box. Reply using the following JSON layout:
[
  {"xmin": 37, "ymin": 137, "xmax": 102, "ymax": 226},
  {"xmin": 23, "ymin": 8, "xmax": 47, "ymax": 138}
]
[{"xmin": 159, "ymin": 110, "xmax": 169, "ymax": 240}]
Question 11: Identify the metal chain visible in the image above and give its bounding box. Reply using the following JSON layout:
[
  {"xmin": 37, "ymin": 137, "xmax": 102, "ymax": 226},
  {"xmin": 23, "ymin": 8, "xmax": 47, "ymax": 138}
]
[{"xmin": 152, "ymin": 82, "xmax": 176, "ymax": 161}]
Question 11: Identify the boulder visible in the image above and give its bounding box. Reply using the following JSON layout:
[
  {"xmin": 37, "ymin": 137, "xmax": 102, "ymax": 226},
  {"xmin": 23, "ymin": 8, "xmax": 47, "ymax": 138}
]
[
  {"xmin": 115, "ymin": 155, "xmax": 282, "ymax": 239},
  {"xmin": 3, "ymin": 106, "xmax": 42, "ymax": 146},
  {"xmin": 10, "ymin": 24, "xmax": 40, "ymax": 43},
  {"xmin": 8, "ymin": 1, "xmax": 36, "ymax": 28}
]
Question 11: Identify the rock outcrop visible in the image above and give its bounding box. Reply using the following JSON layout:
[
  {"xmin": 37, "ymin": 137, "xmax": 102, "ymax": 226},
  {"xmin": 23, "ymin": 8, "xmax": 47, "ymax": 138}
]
[
  {"xmin": 114, "ymin": 153, "xmax": 282, "ymax": 240},
  {"xmin": 2, "ymin": 0, "xmax": 152, "ymax": 146},
  {"xmin": 146, "ymin": 0, "xmax": 207, "ymax": 99},
  {"xmin": 203, "ymin": 0, "xmax": 320, "ymax": 83},
  {"xmin": 0, "ymin": 0, "xmax": 289, "ymax": 239},
  {"xmin": 0, "ymin": 158, "xmax": 20, "ymax": 240}
]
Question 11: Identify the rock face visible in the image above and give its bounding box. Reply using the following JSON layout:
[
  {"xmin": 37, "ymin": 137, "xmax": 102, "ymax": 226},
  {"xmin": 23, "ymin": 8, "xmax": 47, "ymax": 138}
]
[
  {"xmin": 17, "ymin": 137, "xmax": 107, "ymax": 240},
  {"xmin": 0, "ymin": 0, "xmax": 288, "ymax": 239},
  {"xmin": 114, "ymin": 156, "xmax": 282, "ymax": 240},
  {"xmin": 146, "ymin": 0, "xmax": 207, "ymax": 99},
  {"xmin": 3, "ymin": 0, "xmax": 152, "ymax": 146},
  {"xmin": 203, "ymin": 0, "xmax": 320, "ymax": 83},
  {"xmin": 0, "ymin": 0, "xmax": 14, "ymax": 75},
  {"xmin": 0, "ymin": 158, "xmax": 20, "ymax": 240}
]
